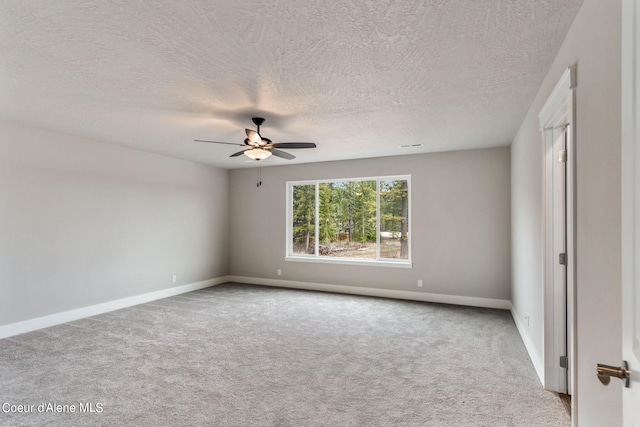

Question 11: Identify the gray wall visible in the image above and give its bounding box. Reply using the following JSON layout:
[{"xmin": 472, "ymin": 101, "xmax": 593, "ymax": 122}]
[
  {"xmin": 0, "ymin": 120, "xmax": 229, "ymax": 326},
  {"xmin": 511, "ymin": 0, "xmax": 621, "ymax": 424},
  {"xmin": 229, "ymin": 147, "xmax": 511, "ymax": 301}
]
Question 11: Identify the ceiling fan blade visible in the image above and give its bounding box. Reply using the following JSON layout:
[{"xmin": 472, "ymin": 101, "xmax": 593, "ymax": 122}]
[
  {"xmin": 230, "ymin": 150, "xmax": 247, "ymax": 157},
  {"xmin": 245, "ymin": 129, "xmax": 262, "ymax": 145},
  {"xmin": 195, "ymin": 139, "xmax": 244, "ymax": 146},
  {"xmin": 271, "ymin": 142, "xmax": 317, "ymax": 149},
  {"xmin": 270, "ymin": 149, "xmax": 296, "ymax": 160}
]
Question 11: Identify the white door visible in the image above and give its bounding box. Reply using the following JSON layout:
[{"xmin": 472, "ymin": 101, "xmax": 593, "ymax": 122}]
[
  {"xmin": 555, "ymin": 127, "xmax": 570, "ymax": 395},
  {"xmin": 550, "ymin": 125, "xmax": 569, "ymax": 394},
  {"xmin": 622, "ymin": 0, "xmax": 640, "ymax": 424}
]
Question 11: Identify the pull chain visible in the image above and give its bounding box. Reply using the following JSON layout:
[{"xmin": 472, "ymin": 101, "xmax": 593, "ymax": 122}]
[{"xmin": 256, "ymin": 163, "xmax": 262, "ymax": 187}]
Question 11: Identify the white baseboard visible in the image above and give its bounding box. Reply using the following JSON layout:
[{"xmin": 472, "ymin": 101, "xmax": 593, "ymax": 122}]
[
  {"xmin": 1, "ymin": 276, "xmax": 513, "ymax": 340},
  {"xmin": 227, "ymin": 275, "xmax": 511, "ymax": 310},
  {"xmin": 0, "ymin": 276, "xmax": 230, "ymax": 340},
  {"xmin": 511, "ymin": 304, "xmax": 544, "ymax": 385}
]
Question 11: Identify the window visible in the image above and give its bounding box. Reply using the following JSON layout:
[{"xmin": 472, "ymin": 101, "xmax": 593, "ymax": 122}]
[{"xmin": 287, "ymin": 176, "xmax": 410, "ymax": 266}]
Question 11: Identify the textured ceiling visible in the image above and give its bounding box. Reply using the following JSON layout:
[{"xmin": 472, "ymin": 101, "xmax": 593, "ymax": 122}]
[{"xmin": 0, "ymin": 0, "xmax": 583, "ymax": 169}]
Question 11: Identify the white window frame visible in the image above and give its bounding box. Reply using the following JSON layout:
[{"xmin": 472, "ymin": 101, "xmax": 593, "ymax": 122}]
[{"xmin": 286, "ymin": 175, "xmax": 412, "ymax": 268}]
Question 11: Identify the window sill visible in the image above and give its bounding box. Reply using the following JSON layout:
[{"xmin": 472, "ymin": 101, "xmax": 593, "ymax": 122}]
[{"xmin": 285, "ymin": 256, "xmax": 413, "ymax": 268}]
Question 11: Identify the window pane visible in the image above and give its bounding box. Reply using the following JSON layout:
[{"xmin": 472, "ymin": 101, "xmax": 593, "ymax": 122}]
[
  {"xmin": 380, "ymin": 180, "xmax": 409, "ymax": 259},
  {"xmin": 318, "ymin": 181, "xmax": 377, "ymax": 258},
  {"xmin": 292, "ymin": 184, "xmax": 316, "ymax": 255}
]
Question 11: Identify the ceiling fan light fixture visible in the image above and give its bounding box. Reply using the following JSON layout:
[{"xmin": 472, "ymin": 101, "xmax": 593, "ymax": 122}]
[{"xmin": 244, "ymin": 148, "xmax": 272, "ymax": 160}]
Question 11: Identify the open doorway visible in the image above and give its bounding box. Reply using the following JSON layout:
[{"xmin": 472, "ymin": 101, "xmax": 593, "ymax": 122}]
[{"xmin": 538, "ymin": 66, "xmax": 576, "ymax": 415}]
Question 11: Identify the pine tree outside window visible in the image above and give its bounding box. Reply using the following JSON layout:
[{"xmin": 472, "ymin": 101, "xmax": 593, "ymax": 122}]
[{"xmin": 287, "ymin": 176, "xmax": 411, "ymax": 266}]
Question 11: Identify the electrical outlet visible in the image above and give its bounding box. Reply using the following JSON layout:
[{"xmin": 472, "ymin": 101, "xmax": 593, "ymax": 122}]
[
  {"xmin": 172, "ymin": 275, "xmax": 177, "ymax": 283},
  {"xmin": 277, "ymin": 269, "xmax": 282, "ymax": 276},
  {"xmin": 417, "ymin": 279, "xmax": 423, "ymax": 287}
]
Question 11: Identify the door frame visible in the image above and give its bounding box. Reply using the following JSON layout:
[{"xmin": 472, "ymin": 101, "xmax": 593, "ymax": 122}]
[
  {"xmin": 622, "ymin": 0, "xmax": 640, "ymax": 424},
  {"xmin": 538, "ymin": 66, "xmax": 577, "ymax": 413}
]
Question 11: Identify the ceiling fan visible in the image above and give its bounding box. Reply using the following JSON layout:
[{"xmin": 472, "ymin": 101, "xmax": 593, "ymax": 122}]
[{"xmin": 195, "ymin": 117, "xmax": 316, "ymax": 161}]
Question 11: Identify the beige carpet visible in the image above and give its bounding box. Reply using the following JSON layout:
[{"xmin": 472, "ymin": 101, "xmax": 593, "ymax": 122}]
[{"xmin": 0, "ymin": 283, "xmax": 570, "ymax": 426}]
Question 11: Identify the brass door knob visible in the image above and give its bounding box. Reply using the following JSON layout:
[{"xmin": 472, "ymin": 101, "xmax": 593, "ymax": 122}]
[{"xmin": 597, "ymin": 361, "xmax": 630, "ymax": 388}]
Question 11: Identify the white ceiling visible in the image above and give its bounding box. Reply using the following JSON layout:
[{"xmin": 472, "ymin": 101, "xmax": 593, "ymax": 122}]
[{"xmin": 0, "ymin": 0, "xmax": 582, "ymax": 169}]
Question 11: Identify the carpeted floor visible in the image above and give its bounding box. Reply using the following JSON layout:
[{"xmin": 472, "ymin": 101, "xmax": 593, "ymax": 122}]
[{"xmin": 0, "ymin": 283, "xmax": 570, "ymax": 426}]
